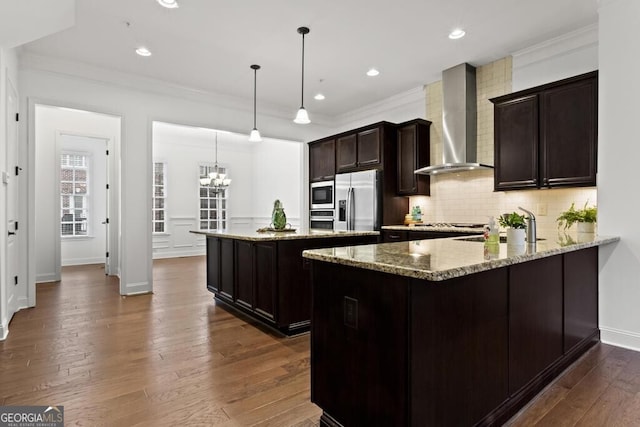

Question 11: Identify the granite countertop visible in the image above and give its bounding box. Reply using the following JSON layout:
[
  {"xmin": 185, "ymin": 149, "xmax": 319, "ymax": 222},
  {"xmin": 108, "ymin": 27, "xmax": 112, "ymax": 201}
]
[
  {"xmin": 190, "ymin": 227, "xmax": 379, "ymax": 241},
  {"xmin": 302, "ymin": 234, "xmax": 620, "ymax": 281},
  {"xmin": 382, "ymin": 225, "xmax": 486, "ymax": 233}
]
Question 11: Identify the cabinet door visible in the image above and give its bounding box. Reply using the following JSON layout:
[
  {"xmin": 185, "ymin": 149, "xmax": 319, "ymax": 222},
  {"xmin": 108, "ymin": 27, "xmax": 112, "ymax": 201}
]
[
  {"xmin": 219, "ymin": 238, "xmax": 235, "ymax": 300},
  {"xmin": 206, "ymin": 237, "xmax": 220, "ymax": 293},
  {"xmin": 309, "ymin": 139, "xmax": 335, "ymax": 181},
  {"xmin": 397, "ymin": 123, "xmax": 430, "ymax": 195},
  {"xmin": 336, "ymin": 134, "xmax": 357, "ymax": 172},
  {"xmin": 509, "ymin": 256, "xmax": 563, "ymax": 395},
  {"xmin": 357, "ymin": 127, "xmax": 381, "ymax": 167},
  {"xmin": 235, "ymin": 240, "xmax": 254, "ymax": 309},
  {"xmin": 494, "ymin": 95, "xmax": 539, "ymax": 191},
  {"xmin": 254, "ymin": 242, "xmax": 277, "ymax": 320},
  {"xmin": 564, "ymin": 247, "xmax": 598, "ymax": 352},
  {"xmin": 541, "ymin": 77, "xmax": 597, "ymax": 187}
]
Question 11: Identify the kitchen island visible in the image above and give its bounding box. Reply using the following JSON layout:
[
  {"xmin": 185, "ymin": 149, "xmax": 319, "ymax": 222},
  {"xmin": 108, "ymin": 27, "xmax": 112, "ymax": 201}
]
[
  {"xmin": 192, "ymin": 228, "xmax": 378, "ymax": 335},
  {"xmin": 303, "ymin": 234, "xmax": 619, "ymax": 426}
]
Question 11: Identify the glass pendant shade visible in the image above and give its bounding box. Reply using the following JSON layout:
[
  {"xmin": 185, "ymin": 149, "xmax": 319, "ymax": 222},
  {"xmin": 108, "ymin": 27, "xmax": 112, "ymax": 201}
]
[
  {"xmin": 249, "ymin": 128, "xmax": 262, "ymax": 142},
  {"xmin": 294, "ymin": 107, "xmax": 310, "ymax": 124}
]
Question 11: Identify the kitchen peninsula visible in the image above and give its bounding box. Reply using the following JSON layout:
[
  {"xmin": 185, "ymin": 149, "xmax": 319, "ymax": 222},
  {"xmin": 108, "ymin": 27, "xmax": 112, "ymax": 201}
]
[
  {"xmin": 303, "ymin": 234, "xmax": 619, "ymax": 426},
  {"xmin": 192, "ymin": 228, "xmax": 378, "ymax": 335}
]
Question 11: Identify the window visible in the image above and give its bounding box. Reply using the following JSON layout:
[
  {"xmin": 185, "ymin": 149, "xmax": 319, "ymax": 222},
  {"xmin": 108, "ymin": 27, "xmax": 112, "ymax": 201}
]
[
  {"xmin": 199, "ymin": 164, "xmax": 228, "ymax": 230},
  {"xmin": 152, "ymin": 162, "xmax": 166, "ymax": 233},
  {"xmin": 60, "ymin": 153, "xmax": 89, "ymax": 237}
]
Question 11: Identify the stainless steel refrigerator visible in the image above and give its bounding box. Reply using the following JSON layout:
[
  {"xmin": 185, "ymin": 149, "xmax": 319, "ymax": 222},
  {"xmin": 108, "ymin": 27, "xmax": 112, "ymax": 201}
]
[{"xmin": 335, "ymin": 169, "xmax": 382, "ymax": 231}]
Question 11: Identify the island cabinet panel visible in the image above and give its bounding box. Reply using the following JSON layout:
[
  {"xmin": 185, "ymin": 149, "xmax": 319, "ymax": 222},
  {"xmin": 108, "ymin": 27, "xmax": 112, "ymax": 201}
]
[
  {"xmin": 219, "ymin": 238, "xmax": 234, "ymax": 300},
  {"xmin": 381, "ymin": 230, "xmax": 408, "ymax": 242},
  {"xmin": 564, "ymin": 247, "xmax": 598, "ymax": 352},
  {"xmin": 410, "ymin": 268, "xmax": 509, "ymax": 426},
  {"xmin": 234, "ymin": 240, "xmax": 254, "ymax": 310},
  {"xmin": 254, "ymin": 242, "xmax": 276, "ymax": 320},
  {"xmin": 509, "ymin": 255, "xmax": 563, "ymax": 394},
  {"xmin": 311, "ymin": 263, "xmax": 409, "ymax": 427},
  {"xmin": 206, "ymin": 237, "xmax": 220, "ymax": 293}
]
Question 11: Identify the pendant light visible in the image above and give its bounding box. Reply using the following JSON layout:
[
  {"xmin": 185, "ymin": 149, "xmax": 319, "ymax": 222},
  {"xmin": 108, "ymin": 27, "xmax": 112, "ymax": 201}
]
[
  {"xmin": 248, "ymin": 64, "xmax": 262, "ymax": 142},
  {"xmin": 294, "ymin": 26, "xmax": 311, "ymax": 124}
]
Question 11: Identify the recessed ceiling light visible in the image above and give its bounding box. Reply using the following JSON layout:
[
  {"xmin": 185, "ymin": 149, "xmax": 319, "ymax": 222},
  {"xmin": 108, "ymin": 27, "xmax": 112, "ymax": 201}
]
[
  {"xmin": 366, "ymin": 68, "xmax": 380, "ymax": 77},
  {"xmin": 157, "ymin": 0, "xmax": 179, "ymax": 8},
  {"xmin": 448, "ymin": 28, "xmax": 466, "ymax": 40},
  {"xmin": 135, "ymin": 47, "xmax": 152, "ymax": 57},
  {"xmin": 314, "ymin": 93, "xmax": 325, "ymax": 101}
]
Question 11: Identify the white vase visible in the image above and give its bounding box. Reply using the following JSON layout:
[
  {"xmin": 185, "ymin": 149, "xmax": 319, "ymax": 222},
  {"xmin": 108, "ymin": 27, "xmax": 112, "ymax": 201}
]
[
  {"xmin": 577, "ymin": 222, "xmax": 596, "ymax": 234},
  {"xmin": 507, "ymin": 228, "xmax": 526, "ymax": 246}
]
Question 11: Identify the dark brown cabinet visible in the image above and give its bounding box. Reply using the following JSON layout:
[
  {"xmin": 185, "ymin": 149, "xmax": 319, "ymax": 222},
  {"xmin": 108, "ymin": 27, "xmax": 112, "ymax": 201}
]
[
  {"xmin": 381, "ymin": 229, "xmax": 483, "ymax": 242},
  {"xmin": 310, "ymin": 247, "xmax": 600, "ymax": 426},
  {"xmin": 205, "ymin": 234, "xmax": 378, "ymax": 335},
  {"xmin": 381, "ymin": 230, "xmax": 408, "ymax": 242},
  {"xmin": 397, "ymin": 119, "xmax": 431, "ymax": 195},
  {"xmin": 491, "ymin": 71, "xmax": 597, "ymax": 191},
  {"xmin": 309, "ymin": 139, "xmax": 335, "ymax": 181},
  {"xmin": 308, "ymin": 121, "xmax": 408, "ymax": 226},
  {"xmin": 509, "ymin": 256, "xmax": 563, "ymax": 394},
  {"xmin": 336, "ymin": 127, "xmax": 381, "ymax": 172}
]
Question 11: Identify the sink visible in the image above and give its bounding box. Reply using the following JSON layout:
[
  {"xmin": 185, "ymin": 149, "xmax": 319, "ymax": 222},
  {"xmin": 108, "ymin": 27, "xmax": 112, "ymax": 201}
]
[{"xmin": 456, "ymin": 236, "xmax": 545, "ymax": 243}]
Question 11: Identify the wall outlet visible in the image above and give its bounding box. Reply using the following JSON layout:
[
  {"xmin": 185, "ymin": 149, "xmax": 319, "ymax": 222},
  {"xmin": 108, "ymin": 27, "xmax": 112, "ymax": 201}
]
[{"xmin": 537, "ymin": 203, "xmax": 548, "ymax": 216}]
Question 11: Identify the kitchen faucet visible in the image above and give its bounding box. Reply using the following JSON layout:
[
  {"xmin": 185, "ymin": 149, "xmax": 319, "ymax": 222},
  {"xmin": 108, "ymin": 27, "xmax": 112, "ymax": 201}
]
[{"xmin": 518, "ymin": 206, "xmax": 536, "ymax": 243}]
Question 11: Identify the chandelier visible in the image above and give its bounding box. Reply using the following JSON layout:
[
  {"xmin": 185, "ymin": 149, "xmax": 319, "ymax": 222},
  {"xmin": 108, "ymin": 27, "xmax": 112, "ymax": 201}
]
[{"xmin": 200, "ymin": 132, "xmax": 231, "ymax": 193}]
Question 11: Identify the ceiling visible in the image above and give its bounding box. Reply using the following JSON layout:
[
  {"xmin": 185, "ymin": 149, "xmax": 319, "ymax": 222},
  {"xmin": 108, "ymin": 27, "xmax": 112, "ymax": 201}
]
[{"xmin": 18, "ymin": 0, "xmax": 599, "ymax": 121}]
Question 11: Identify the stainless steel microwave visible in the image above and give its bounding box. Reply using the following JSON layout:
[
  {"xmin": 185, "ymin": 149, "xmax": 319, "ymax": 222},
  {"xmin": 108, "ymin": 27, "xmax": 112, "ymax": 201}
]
[{"xmin": 310, "ymin": 180, "xmax": 334, "ymax": 210}]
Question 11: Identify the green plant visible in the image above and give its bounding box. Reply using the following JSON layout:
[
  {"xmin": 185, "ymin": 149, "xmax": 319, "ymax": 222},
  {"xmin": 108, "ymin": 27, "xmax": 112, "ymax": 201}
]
[
  {"xmin": 498, "ymin": 212, "xmax": 526, "ymax": 229},
  {"xmin": 556, "ymin": 202, "xmax": 597, "ymax": 230}
]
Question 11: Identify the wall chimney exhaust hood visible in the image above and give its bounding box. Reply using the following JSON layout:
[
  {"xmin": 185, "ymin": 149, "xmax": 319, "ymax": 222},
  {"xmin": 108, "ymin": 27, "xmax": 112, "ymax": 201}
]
[{"xmin": 415, "ymin": 63, "xmax": 493, "ymax": 175}]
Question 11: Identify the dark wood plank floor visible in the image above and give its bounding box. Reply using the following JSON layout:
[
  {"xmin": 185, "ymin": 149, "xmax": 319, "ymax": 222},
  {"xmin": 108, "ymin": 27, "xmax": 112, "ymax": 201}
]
[{"xmin": 1, "ymin": 256, "xmax": 639, "ymax": 426}]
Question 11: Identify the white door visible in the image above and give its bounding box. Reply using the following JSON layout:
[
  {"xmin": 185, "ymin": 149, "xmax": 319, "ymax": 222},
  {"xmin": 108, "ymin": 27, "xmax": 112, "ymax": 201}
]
[
  {"xmin": 58, "ymin": 134, "xmax": 109, "ymax": 270},
  {"xmin": 6, "ymin": 78, "xmax": 19, "ymax": 318}
]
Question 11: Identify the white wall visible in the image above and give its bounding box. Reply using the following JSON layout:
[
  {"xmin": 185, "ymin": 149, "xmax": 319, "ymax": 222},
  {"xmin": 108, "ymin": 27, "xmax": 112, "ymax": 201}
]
[
  {"xmin": 597, "ymin": 0, "xmax": 640, "ymax": 350},
  {"xmin": 34, "ymin": 105, "xmax": 120, "ymax": 281},
  {"xmin": 512, "ymin": 24, "xmax": 599, "ymax": 91},
  {"xmin": 152, "ymin": 122, "xmax": 303, "ymax": 258},
  {"xmin": 20, "ymin": 58, "xmax": 329, "ymax": 296}
]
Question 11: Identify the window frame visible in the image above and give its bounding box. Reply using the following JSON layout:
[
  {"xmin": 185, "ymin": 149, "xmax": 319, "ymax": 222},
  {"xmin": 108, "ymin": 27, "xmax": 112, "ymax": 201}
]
[
  {"xmin": 198, "ymin": 163, "xmax": 229, "ymax": 231},
  {"xmin": 152, "ymin": 161, "xmax": 167, "ymax": 234},
  {"xmin": 60, "ymin": 151, "xmax": 91, "ymax": 238}
]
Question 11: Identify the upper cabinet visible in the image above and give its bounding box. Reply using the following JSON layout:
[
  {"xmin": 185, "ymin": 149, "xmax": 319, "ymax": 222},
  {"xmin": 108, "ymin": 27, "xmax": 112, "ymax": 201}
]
[
  {"xmin": 336, "ymin": 127, "xmax": 382, "ymax": 172},
  {"xmin": 491, "ymin": 71, "xmax": 597, "ymax": 191},
  {"xmin": 396, "ymin": 119, "xmax": 431, "ymax": 196},
  {"xmin": 309, "ymin": 139, "xmax": 336, "ymax": 182}
]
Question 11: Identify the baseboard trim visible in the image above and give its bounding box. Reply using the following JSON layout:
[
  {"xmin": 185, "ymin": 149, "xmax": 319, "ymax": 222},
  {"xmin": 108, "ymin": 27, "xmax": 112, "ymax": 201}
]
[
  {"xmin": 61, "ymin": 257, "xmax": 104, "ymax": 266},
  {"xmin": 36, "ymin": 273, "xmax": 59, "ymax": 283},
  {"xmin": 0, "ymin": 321, "xmax": 8, "ymax": 341},
  {"xmin": 152, "ymin": 250, "xmax": 205, "ymax": 259},
  {"xmin": 600, "ymin": 326, "xmax": 640, "ymax": 352},
  {"xmin": 123, "ymin": 281, "xmax": 152, "ymax": 295}
]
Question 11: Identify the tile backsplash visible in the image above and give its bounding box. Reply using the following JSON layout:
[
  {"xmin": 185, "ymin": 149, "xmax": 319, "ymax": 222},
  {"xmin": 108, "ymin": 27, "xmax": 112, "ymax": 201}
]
[
  {"xmin": 410, "ymin": 170, "xmax": 597, "ymax": 238},
  {"xmin": 413, "ymin": 56, "xmax": 597, "ymax": 238}
]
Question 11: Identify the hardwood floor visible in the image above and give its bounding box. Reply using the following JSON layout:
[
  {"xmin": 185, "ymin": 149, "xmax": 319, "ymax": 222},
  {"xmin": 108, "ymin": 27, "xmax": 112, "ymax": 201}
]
[
  {"xmin": 0, "ymin": 257, "xmax": 321, "ymax": 426},
  {"xmin": 2, "ymin": 256, "xmax": 640, "ymax": 426}
]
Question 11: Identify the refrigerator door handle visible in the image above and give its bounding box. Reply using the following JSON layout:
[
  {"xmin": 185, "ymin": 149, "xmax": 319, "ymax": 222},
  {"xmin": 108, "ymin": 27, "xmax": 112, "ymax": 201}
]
[{"xmin": 347, "ymin": 187, "xmax": 355, "ymax": 230}]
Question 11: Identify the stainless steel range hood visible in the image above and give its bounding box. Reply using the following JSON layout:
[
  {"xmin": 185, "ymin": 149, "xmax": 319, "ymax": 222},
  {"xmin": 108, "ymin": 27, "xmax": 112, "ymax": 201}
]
[{"xmin": 415, "ymin": 63, "xmax": 493, "ymax": 175}]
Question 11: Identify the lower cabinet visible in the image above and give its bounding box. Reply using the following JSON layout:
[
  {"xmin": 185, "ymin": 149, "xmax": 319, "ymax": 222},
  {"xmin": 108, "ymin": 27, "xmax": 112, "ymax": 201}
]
[
  {"xmin": 310, "ymin": 248, "xmax": 599, "ymax": 426},
  {"xmin": 381, "ymin": 229, "xmax": 483, "ymax": 242},
  {"xmin": 206, "ymin": 235, "xmax": 378, "ymax": 335}
]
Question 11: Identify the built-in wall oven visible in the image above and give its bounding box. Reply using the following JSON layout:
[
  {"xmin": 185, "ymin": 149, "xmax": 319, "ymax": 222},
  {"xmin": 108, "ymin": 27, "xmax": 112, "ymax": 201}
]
[
  {"xmin": 310, "ymin": 209, "xmax": 334, "ymax": 230},
  {"xmin": 310, "ymin": 180, "xmax": 334, "ymax": 210}
]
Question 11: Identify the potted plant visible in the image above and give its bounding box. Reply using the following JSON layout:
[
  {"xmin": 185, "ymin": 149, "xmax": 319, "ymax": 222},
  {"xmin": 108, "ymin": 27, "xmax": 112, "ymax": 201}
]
[
  {"xmin": 557, "ymin": 202, "xmax": 597, "ymax": 233},
  {"xmin": 498, "ymin": 212, "xmax": 527, "ymax": 246}
]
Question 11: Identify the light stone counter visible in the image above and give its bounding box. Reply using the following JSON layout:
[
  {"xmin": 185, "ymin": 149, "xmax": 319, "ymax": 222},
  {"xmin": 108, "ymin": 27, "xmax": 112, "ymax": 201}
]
[
  {"xmin": 191, "ymin": 227, "xmax": 379, "ymax": 242},
  {"xmin": 303, "ymin": 234, "xmax": 620, "ymax": 281}
]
